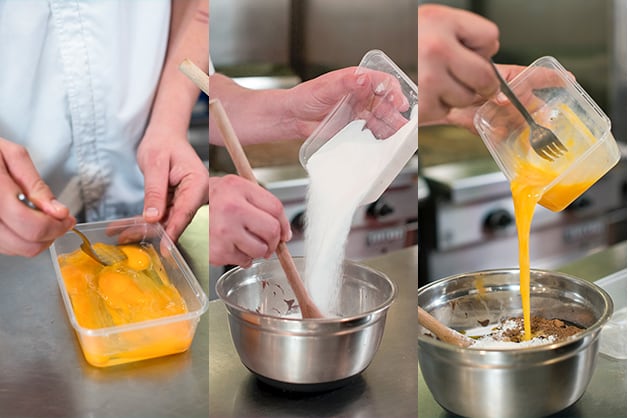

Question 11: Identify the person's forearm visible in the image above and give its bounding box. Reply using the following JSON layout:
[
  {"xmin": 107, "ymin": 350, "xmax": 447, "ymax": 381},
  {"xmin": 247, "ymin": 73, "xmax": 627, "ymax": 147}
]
[
  {"xmin": 145, "ymin": 0, "xmax": 209, "ymax": 140},
  {"xmin": 209, "ymin": 73, "xmax": 299, "ymax": 146}
]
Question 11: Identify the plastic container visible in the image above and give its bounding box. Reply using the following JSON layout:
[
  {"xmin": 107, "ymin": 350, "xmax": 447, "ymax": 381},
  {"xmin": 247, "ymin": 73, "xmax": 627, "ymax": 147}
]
[
  {"xmin": 50, "ymin": 217, "xmax": 209, "ymax": 367},
  {"xmin": 474, "ymin": 56, "xmax": 620, "ymax": 211},
  {"xmin": 299, "ymin": 49, "xmax": 418, "ymax": 205},
  {"xmin": 595, "ymin": 269, "xmax": 627, "ymax": 360}
]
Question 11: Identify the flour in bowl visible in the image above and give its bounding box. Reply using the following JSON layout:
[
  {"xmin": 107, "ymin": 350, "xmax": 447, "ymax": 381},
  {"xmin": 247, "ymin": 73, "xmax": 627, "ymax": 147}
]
[
  {"xmin": 303, "ymin": 107, "xmax": 417, "ymax": 316},
  {"xmin": 465, "ymin": 316, "xmax": 583, "ymax": 349},
  {"xmin": 467, "ymin": 320, "xmax": 557, "ymax": 349}
]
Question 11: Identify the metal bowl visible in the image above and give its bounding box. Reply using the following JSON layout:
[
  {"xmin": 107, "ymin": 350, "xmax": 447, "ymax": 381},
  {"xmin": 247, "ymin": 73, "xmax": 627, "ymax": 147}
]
[
  {"xmin": 418, "ymin": 269, "xmax": 613, "ymax": 418},
  {"xmin": 216, "ymin": 257, "xmax": 397, "ymax": 391}
]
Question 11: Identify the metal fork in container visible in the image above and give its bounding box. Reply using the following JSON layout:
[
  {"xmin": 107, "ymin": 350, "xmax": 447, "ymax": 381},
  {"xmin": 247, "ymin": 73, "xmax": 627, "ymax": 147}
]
[
  {"xmin": 490, "ymin": 60, "xmax": 567, "ymax": 161},
  {"xmin": 17, "ymin": 193, "xmax": 125, "ymax": 266}
]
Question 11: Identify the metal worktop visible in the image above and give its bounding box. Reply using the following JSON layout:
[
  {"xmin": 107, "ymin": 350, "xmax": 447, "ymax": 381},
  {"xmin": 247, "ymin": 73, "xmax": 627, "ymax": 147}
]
[
  {"xmin": 209, "ymin": 246, "xmax": 418, "ymax": 418},
  {"xmin": 0, "ymin": 208, "xmax": 209, "ymax": 418},
  {"xmin": 418, "ymin": 241, "xmax": 628, "ymax": 418}
]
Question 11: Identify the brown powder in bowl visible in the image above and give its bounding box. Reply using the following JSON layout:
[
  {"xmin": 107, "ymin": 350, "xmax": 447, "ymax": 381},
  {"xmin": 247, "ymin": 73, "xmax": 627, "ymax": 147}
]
[
  {"xmin": 500, "ymin": 316, "xmax": 584, "ymax": 342},
  {"xmin": 464, "ymin": 316, "xmax": 585, "ymax": 349}
]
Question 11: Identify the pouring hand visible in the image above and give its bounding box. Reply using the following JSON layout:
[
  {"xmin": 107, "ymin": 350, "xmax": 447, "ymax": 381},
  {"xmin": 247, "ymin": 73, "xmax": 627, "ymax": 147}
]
[
  {"xmin": 137, "ymin": 131, "xmax": 209, "ymax": 242},
  {"xmin": 0, "ymin": 137, "xmax": 74, "ymax": 256},
  {"xmin": 209, "ymin": 175, "xmax": 292, "ymax": 268},
  {"xmin": 444, "ymin": 64, "xmax": 527, "ymax": 132},
  {"xmin": 285, "ymin": 66, "xmax": 411, "ymax": 140},
  {"xmin": 418, "ymin": 4, "xmax": 500, "ymax": 126}
]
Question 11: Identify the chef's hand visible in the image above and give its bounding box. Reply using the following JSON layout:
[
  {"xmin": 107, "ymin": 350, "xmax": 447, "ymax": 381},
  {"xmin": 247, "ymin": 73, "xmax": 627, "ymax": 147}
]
[
  {"xmin": 209, "ymin": 175, "xmax": 291, "ymax": 268},
  {"xmin": 443, "ymin": 64, "xmax": 527, "ymax": 132},
  {"xmin": 137, "ymin": 132, "xmax": 209, "ymax": 242},
  {"xmin": 286, "ymin": 66, "xmax": 411, "ymax": 139},
  {"xmin": 0, "ymin": 137, "xmax": 74, "ymax": 256},
  {"xmin": 418, "ymin": 4, "xmax": 500, "ymax": 126}
]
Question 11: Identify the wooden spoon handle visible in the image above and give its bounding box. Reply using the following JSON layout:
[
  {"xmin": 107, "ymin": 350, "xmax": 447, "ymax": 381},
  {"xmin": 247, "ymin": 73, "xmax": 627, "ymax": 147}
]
[
  {"xmin": 276, "ymin": 242, "xmax": 323, "ymax": 319},
  {"xmin": 417, "ymin": 306, "xmax": 473, "ymax": 348},
  {"xmin": 208, "ymin": 99, "xmax": 257, "ymax": 181},
  {"xmin": 179, "ymin": 58, "xmax": 209, "ymax": 95},
  {"xmin": 207, "ymin": 98, "xmax": 323, "ymax": 319}
]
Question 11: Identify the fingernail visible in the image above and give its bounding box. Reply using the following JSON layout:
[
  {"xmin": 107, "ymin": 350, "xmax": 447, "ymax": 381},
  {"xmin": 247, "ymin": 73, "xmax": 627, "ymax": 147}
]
[
  {"xmin": 286, "ymin": 229, "xmax": 293, "ymax": 242},
  {"xmin": 374, "ymin": 82, "xmax": 386, "ymax": 95},
  {"xmin": 51, "ymin": 199, "xmax": 68, "ymax": 213},
  {"xmin": 356, "ymin": 75, "xmax": 367, "ymax": 86},
  {"xmin": 144, "ymin": 207, "xmax": 159, "ymax": 218}
]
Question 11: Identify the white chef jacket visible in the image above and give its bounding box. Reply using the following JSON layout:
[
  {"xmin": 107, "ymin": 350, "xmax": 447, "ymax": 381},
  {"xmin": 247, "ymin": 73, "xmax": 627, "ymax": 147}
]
[{"xmin": 0, "ymin": 0, "xmax": 170, "ymax": 221}]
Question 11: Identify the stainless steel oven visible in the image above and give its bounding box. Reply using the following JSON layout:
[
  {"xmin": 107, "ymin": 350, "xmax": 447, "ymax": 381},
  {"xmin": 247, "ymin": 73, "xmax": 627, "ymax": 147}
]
[{"xmin": 418, "ymin": 153, "xmax": 627, "ymax": 286}]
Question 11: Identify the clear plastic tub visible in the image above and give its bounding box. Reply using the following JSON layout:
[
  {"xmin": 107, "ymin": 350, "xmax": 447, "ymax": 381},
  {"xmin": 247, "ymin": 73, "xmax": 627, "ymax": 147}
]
[
  {"xmin": 299, "ymin": 49, "xmax": 418, "ymax": 205},
  {"xmin": 474, "ymin": 56, "xmax": 620, "ymax": 211},
  {"xmin": 50, "ymin": 217, "xmax": 209, "ymax": 367},
  {"xmin": 595, "ymin": 269, "xmax": 627, "ymax": 360}
]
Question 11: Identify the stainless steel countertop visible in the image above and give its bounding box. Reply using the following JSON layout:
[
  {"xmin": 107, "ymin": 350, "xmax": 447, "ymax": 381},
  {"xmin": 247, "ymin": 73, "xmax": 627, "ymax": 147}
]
[
  {"xmin": 0, "ymin": 208, "xmax": 209, "ymax": 418},
  {"xmin": 209, "ymin": 246, "xmax": 418, "ymax": 418},
  {"xmin": 419, "ymin": 241, "xmax": 628, "ymax": 418}
]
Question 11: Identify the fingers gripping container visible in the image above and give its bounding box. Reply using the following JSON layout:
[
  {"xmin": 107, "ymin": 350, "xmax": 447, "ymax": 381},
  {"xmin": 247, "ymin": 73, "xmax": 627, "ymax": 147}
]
[
  {"xmin": 474, "ymin": 56, "xmax": 620, "ymax": 211},
  {"xmin": 299, "ymin": 49, "xmax": 418, "ymax": 205},
  {"xmin": 50, "ymin": 218, "xmax": 209, "ymax": 367}
]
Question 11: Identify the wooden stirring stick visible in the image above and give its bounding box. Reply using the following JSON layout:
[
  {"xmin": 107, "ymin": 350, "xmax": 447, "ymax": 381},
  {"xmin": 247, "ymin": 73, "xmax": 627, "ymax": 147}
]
[
  {"xmin": 179, "ymin": 59, "xmax": 324, "ymax": 319},
  {"xmin": 417, "ymin": 306, "xmax": 474, "ymax": 348},
  {"xmin": 180, "ymin": 58, "xmax": 209, "ymax": 95}
]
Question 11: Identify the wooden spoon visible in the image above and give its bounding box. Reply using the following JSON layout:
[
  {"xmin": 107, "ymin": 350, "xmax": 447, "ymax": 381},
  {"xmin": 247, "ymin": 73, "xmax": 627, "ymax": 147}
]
[
  {"xmin": 178, "ymin": 59, "xmax": 324, "ymax": 319},
  {"xmin": 417, "ymin": 306, "xmax": 474, "ymax": 348}
]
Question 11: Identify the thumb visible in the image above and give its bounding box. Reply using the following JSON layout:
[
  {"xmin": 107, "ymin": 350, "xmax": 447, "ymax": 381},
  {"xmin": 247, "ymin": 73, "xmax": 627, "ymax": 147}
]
[
  {"xmin": 28, "ymin": 181, "xmax": 70, "ymax": 220},
  {"xmin": 29, "ymin": 185, "xmax": 70, "ymax": 220}
]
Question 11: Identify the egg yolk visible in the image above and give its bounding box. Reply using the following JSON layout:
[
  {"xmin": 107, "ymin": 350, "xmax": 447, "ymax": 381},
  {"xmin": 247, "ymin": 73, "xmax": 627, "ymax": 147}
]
[
  {"xmin": 98, "ymin": 268, "xmax": 147, "ymax": 309},
  {"xmin": 120, "ymin": 245, "xmax": 152, "ymax": 270},
  {"xmin": 58, "ymin": 242, "xmax": 191, "ymax": 366}
]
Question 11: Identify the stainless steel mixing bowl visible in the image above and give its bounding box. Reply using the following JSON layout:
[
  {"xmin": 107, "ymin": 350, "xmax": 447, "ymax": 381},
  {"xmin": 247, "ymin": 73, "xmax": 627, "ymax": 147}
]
[
  {"xmin": 418, "ymin": 269, "xmax": 613, "ymax": 418},
  {"xmin": 216, "ymin": 257, "xmax": 397, "ymax": 391}
]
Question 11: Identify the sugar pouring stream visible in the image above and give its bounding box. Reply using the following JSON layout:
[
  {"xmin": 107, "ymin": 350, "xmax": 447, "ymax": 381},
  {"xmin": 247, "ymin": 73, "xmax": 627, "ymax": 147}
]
[
  {"xmin": 417, "ymin": 306, "xmax": 474, "ymax": 348},
  {"xmin": 178, "ymin": 58, "xmax": 324, "ymax": 319}
]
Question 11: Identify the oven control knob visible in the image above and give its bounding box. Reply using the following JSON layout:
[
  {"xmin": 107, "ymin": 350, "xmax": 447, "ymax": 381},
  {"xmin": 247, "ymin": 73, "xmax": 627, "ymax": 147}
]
[
  {"xmin": 291, "ymin": 211, "xmax": 306, "ymax": 234},
  {"xmin": 483, "ymin": 209, "xmax": 513, "ymax": 231},
  {"xmin": 367, "ymin": 200, "xmax": 395, "ymax": 218}
]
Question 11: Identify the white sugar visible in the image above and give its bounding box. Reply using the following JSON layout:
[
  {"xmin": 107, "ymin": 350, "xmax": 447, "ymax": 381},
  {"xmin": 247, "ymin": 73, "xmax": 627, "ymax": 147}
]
[
  {"xmin": 303, "ymin": 107, "xmax": 417, "ymax": 316},
  {"xmin": 466, "ymin": 320, "xmax": 557, "ymax": 349}
]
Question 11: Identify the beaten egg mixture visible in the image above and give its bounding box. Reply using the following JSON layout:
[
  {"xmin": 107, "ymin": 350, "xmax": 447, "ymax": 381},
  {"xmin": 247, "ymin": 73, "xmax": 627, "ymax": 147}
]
[
  {"xmin": 58, "ymin": 242, "xmax": 192, "ymax": 366},
  {"xmin": 511, "ymin": 104, "xmax": 599, "ymax": 340}
]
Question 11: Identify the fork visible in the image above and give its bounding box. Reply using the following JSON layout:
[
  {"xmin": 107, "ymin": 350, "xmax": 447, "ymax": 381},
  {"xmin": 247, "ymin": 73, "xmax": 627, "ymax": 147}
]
[
  {"xmin": 17, "ymin": 193, "xmax": 125, "ymax": 266},
  {"xmin": 490, "ymin": 60, "xmax": 567, "ymax": 161}
]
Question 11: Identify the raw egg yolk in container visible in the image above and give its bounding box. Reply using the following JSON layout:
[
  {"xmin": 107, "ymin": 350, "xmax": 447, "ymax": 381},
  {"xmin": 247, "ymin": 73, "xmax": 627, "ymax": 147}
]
[{"xmin": 57, "ymin": 242, "xmax": 191, "ymax": 366}]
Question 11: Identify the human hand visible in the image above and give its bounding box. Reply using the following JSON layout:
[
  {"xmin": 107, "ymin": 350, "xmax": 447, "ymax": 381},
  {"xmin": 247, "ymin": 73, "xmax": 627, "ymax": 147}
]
[
  {"xmin": 137, "ymin": 133, "xmax": 209, "ymax": 242},
  {"xmin": 444, "ymin": 64, "xmax": 527, "ymax": 132},
  {"xmin": 418, "ymin": 4, "xmax": 500, "ymax": 125},
  {"xmin": 209, "ymin": 175, "xmax": 291, "ymax": 268},
  {"xmin": 0, "ymin": 138, "xmax": 74, "ymax": 256},
  {"xmin": 285, "ymin": 66, "xmax": 411, "ymax": 139}
]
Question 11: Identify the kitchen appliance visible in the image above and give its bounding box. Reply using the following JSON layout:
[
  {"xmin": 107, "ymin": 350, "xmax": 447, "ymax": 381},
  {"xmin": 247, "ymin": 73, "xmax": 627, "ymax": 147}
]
[
  {"xmin": 418, "ymin": 154, "xmax": 626, "ymax": 285},
  {"xmin": 254, "ymin": 156, "xmax": 419, "ymax": 261}
]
